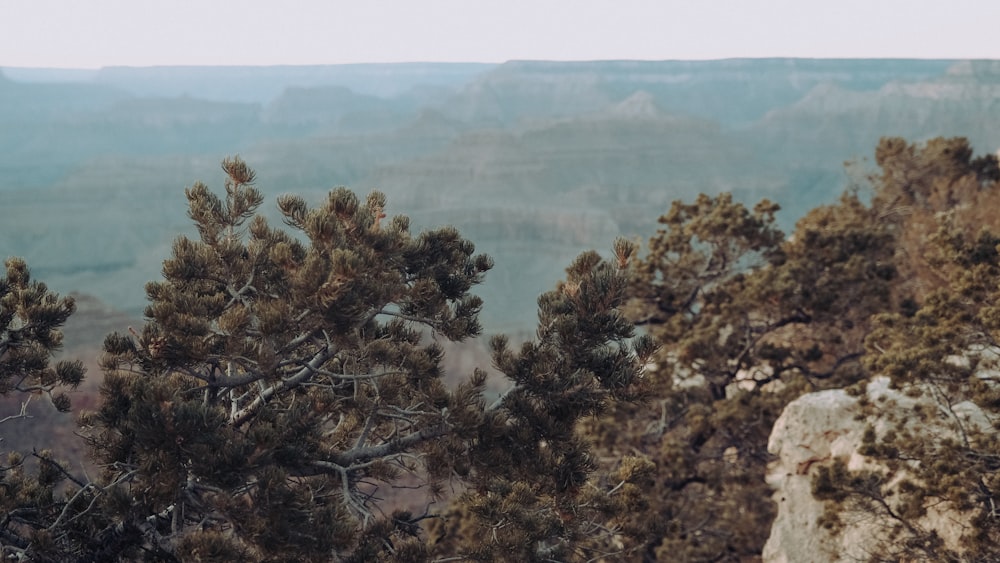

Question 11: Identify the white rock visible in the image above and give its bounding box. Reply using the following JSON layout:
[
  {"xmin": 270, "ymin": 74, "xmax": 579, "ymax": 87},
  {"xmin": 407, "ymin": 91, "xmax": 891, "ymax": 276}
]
[{"xmin": 763, "ymin": 376, "xmax": 989, "ymax": 563}]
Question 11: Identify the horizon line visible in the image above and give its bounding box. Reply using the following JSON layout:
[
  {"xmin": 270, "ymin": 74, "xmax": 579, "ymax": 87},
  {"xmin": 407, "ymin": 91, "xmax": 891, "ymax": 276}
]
[{"xmin": 1, "ymin": 56, "xmax": 987, "ymax": 72}]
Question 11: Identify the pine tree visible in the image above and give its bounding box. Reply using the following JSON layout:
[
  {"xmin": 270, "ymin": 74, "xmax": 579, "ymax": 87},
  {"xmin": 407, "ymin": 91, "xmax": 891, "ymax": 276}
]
[
  {"xmin": 0, "ymin": 257, "xmax": 83, "ymax": 412},
  {"xmin": 0, "ymin": 257, "xmax": 85, "ymax": 560},
  {"xmin": 30, "ymin": 157, "xmax": 654, "ymax": 562},
  {"xmin": 810, "ymin": 138, "xmax": 1000, "ymax": 562},
  {"xmin": 589, "ymin": 189, "xmax": 900, "ymax": 560},
  {"xmin": 18, "ymin": 136, "xmax": 996, "ymax": 561},
  {"xmin": 435, "ymin": 242, "xmax": 656, "ymax": 561}
]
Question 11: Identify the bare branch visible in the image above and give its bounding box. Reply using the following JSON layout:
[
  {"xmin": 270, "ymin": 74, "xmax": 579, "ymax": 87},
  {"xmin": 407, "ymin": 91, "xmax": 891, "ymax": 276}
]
[
  {"xmin": 0, "ymin": 398, "xmax": 32, "ymax": 425},
  {"xmin": 323, "ymin": 423, "xmax": 451, "ymax": 469},
  {"xmin": 231, "ymin": 344, "xmax": 337, "ymax": 427}
]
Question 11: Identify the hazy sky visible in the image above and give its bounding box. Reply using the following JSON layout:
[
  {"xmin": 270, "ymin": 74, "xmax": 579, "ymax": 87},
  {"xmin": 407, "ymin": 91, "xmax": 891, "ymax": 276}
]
[{"xmin": 3, "ymin": 0, "xmax": 999, "ymax": 68}]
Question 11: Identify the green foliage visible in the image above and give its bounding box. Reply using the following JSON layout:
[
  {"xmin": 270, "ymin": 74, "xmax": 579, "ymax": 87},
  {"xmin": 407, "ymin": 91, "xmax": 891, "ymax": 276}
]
[
  {"xmin": 846, "ymin": 226, "xmax": 1000, "ymax": 560},
  {"xmin": 805, "ymin": 138, "xmax": 1000, "ymax": 562},
  {"xmin": 71, "ymin": 157, "xmax": 500, "ymax": 560},
  {"xmin": 873, "ymin": 136, "xmax": 1000, "ymax": 301},
  {"xmin": 595, "ymin": 169, "xmax": 901, "ymax": 559},
  {"xmin": 0, "ymin": 257, "xmax": 85, "ymax": 561},
  {"xmin": 0, "ymin": 258, "xmax": 84, "ymax": 408},
  {"xmin": 595, "ymin": 136, "xmax": 1000, "ymax": 562},
  {"xmin": 6, "ymin": 157, "xmax": 652, "ymax": 562},
  {"xmin": 437, "ymin": 243, "xmax": 655, "ymax": 561},
  {"xmin": 11, "ymin": 135, "xmax": 1000, "ymax": 562}
]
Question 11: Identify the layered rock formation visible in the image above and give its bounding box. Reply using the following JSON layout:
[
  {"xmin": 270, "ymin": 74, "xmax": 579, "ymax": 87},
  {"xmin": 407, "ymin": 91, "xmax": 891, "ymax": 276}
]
[{"xmin": 5, "ymin": 59, "xmax": 1000, "ymax": 330}]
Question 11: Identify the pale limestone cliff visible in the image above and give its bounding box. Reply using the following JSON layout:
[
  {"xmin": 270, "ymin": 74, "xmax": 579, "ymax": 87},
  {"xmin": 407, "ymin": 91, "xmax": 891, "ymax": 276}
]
[{"xmin": 763, "ymin": 376, "xmax": 990, "ymax": 563}]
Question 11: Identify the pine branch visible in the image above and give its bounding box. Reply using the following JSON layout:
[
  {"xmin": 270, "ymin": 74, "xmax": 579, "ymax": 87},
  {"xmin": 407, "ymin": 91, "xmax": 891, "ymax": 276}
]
[
  {"xmin": 326, "ymin": 423, "xmax": 451, "ymax": 468},
  {"xmin": 0, "ymin": 397, "xmax": 32, "ymax": 424},
  {"xmin": 230, "ymin": 344, "xmax": 337, "ymax": 427}
]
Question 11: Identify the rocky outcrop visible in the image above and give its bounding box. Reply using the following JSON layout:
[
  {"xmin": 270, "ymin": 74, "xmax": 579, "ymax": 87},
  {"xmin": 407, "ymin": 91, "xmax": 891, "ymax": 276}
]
[
  {"xmin": 443, "ymin": 59, "xmax": 954, "ymax": 126},
  {"xmin": 763, "ymin": 376, "xmax": 991, "ymax": 563}
]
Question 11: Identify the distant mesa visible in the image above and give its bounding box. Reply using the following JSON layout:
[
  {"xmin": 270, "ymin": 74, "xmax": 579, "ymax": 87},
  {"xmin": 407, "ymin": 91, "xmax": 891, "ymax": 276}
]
[
  {"xmin": 607, "ymin": 90, "xmax": 668, "ymax": 120},
  {"xmin": 5, "ymin": 58, "xmax": 1000, "ymax": 330},
  {"xmin": 945, "ymin": 60, "xmax": 1000, "ymax": 79}
]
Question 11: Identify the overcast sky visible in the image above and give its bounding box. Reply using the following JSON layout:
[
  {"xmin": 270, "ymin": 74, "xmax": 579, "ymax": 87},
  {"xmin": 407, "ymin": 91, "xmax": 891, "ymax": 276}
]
[{"xmin": 3, "ymin": 0, "xmax": 999, "ymax": 68}]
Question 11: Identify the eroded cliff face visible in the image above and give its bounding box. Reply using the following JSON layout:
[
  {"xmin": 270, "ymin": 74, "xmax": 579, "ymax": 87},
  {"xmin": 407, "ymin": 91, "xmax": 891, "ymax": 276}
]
[
  {"xmin": 442, "ymin": 59, "xmax": 953, "ymax": 126},
  {"xmin": 763, "ymin": 376, "xmax": 990, "ymax": 562},
  {"xmin": 5, "ymin": 59, "xmax": 998, "ymax": 330}
]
